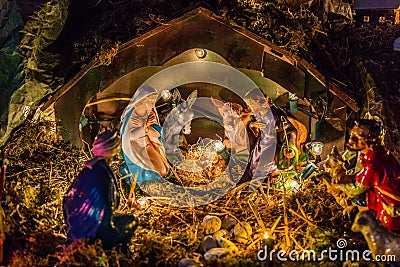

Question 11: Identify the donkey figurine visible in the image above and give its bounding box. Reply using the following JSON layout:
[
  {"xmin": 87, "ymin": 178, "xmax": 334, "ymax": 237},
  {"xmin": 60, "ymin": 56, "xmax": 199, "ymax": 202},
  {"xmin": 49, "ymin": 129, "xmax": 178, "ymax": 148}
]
[{"xmin": 162, "ymin": 89, "xmax": 197, "ymax": 165}]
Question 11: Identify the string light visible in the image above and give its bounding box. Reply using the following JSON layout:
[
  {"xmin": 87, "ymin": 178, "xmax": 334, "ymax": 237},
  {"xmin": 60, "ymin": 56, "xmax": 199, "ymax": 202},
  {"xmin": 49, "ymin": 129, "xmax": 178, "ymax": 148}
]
[
  {"xmin": 161, "ymin": 90, "xmax": 172, "ymax": 101},
  {"xmin": 263, "ymin": 231, "xmax": 270, "ymax": 239},
  {"xmin": 213, "ymin": 140, "xmax": 225, "ymax": 153},
  {"xmin": 311, "ymin": 141, "xmax": 324, "ymax": 156},
  {"xmin": 288, "ymin": 93, "xmax": 298, "ymax": 113},
  {"xmin": 136, "ymin": 198, "xmax": 149, "ymax": 209},
  {"xmin": 195, "ymin": 48, "xmax": 207, "ymax": 59}
]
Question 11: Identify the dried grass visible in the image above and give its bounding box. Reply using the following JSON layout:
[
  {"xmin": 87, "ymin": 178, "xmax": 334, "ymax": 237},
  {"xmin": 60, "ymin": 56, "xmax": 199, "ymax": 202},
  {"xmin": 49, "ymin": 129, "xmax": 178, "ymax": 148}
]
[{"xmin": 1, "ymin": 121, "xmax": 379, "ymax": 266}]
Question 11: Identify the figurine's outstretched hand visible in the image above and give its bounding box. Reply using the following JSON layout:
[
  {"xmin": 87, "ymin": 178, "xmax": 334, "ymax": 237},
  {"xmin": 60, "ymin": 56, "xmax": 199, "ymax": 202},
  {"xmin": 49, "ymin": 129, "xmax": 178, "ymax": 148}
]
[{"xmin": 249, "ymin": 121, "xmax": 266, "ymax": 130}]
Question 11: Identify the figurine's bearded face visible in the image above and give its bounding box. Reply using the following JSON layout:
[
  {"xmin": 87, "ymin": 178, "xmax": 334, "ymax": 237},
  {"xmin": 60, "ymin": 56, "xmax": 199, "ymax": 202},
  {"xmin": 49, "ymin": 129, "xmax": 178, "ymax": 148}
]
[
  {"xmin": 347, "ymin": 126, "xmax": 369, "ymax": 151},
  {"xmin": 244, "ymin": 97, "xmax": 269, "ymax": 116}
]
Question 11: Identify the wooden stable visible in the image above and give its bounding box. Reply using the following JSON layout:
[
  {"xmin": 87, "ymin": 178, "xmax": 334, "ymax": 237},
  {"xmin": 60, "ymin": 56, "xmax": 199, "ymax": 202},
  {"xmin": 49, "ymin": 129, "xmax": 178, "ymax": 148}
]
[{"xmin": 40, "ymin": 7, "xmax": 358, "ymax": 158}]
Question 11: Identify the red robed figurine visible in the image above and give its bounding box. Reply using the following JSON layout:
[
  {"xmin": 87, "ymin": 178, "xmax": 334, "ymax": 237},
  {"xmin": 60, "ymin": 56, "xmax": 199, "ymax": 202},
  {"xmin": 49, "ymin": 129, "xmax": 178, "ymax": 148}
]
[
  {"xmin": 356, "ymin": 145, "xmax": 400, "ymax": 231},
  {"xmin": 333, "ymin": 119, "xmax": 400, "ymax": 231}
]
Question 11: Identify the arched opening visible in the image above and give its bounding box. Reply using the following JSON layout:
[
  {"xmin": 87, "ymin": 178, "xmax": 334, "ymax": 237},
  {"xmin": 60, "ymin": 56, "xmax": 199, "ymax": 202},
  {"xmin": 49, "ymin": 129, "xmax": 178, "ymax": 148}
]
[{"xmin": 80, "ymin": 49, "xmax": 315, "ymax": 153}]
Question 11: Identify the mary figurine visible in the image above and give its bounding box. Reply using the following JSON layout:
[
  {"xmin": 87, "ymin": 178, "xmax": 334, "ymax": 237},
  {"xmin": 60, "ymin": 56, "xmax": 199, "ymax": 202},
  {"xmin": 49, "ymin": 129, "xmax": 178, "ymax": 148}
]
[{"xmin": 120, "ymin": 86, "xmax": 169, "ymax": 185}]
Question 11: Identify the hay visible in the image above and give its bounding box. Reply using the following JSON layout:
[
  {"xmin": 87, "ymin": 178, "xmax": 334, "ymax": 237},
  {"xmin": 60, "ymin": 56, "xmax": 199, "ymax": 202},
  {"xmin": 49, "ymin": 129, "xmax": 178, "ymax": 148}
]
[
  {"xmin": 175, "ymin": 139, "xmax": 227, "ymax": 187},
  {"xmin": 1, "ymin": 121, "xmax": 378, "ymax": 266}
]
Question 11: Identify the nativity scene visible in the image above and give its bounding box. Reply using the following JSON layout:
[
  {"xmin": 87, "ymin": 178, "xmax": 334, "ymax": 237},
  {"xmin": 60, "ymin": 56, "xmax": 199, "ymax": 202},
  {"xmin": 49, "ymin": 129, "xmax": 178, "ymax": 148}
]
[{"xmin": 0, "ymin": 2, "xmax": 399, "ymax": 266}]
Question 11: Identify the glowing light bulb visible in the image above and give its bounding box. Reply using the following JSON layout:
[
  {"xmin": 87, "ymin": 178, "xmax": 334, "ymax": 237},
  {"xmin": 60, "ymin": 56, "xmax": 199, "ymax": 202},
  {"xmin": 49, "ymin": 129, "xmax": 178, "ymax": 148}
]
[
  {"xmin": 214, "ymin": 140, "xmax": 225, "ymax": 153},
  {"xmin": 311, "ymin": 141, "xmax": 324, "ymax": 156},
  {"xmin": 195, "ymin": 48, "xmax": 207, "ymax": 59},
  {"xmin": 287, "ymin": 180, "xmax": 299, "ymax": 190},
  {"xmin": 288, "ymin": 93, "xmax": 298, "ymax": 113},
  {"xmin": 161, "ymin": 90, "xmax": 172, "ymax": 101},
  {"xmin": 261, "ymin": 232, "xmax": 275, "ymax": 249},
  {"xmin": 137, "ymin": 198, "xmax": 148, "ymax": 208},
  {"xmin": 263, "ymin": 231, "xmax": 270, "ymax": 239}
]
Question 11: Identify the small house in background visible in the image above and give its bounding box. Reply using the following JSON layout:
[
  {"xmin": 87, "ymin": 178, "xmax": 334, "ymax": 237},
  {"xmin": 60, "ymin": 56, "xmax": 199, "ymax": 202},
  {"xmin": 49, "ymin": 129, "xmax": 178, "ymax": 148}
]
[{"xmin": 353, "ymin": 0, "xmax": 400, "ymax": 25}]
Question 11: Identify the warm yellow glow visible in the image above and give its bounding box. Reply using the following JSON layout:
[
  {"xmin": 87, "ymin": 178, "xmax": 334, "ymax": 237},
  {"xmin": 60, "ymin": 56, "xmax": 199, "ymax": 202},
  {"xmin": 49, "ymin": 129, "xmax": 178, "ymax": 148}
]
[
  {"xmin": 311, "ymin": 141, "xmax": 324, "ymax": 156},
  {"xmin": 137, "ymin": 198, "xmax": 148, "ymax": 208},
  {"xmin": 195, "ymin": 48, "xmax": 207, "ymax": 58},
  {"xmin": 288, "ymin": 180, "xmax": 299, "ymax": 189},
  {"xmin": 161, "ymin": 90, "xmax": 172, "ymax": 101},
  {"xmin": 263, "ymin": 231, "xmax": 270, "ymax": 239}
]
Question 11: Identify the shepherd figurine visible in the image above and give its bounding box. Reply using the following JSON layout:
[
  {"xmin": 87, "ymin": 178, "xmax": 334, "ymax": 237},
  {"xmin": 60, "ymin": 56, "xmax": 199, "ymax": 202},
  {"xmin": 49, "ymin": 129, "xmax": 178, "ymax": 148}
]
[
  {"xmin": 327, "ymin": 119, "xmax": 400, "ymax": 231},
  {"xmin": 63, "ymin": 130, "xmax": 138, "ymax": 250}
]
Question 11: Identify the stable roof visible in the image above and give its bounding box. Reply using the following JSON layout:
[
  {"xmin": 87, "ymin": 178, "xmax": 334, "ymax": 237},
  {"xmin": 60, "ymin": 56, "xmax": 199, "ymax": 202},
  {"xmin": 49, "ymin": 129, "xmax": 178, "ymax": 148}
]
[{"xmin": 41, "ymin": 7, "xmax": 358, "ymax": 146}]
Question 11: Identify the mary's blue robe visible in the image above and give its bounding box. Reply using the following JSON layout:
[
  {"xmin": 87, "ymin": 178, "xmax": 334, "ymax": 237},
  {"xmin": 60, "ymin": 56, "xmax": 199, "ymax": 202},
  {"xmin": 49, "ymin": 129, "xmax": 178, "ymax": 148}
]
[{"xmin": 120, "ymin": 86, "xmax": 168, "ymax": 185}]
